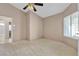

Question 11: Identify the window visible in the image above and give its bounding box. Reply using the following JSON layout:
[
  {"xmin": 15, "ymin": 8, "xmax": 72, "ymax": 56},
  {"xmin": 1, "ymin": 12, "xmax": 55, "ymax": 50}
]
[{"xmin": 64, "ymin": 12, "xmax": 79, "ymax": 39}]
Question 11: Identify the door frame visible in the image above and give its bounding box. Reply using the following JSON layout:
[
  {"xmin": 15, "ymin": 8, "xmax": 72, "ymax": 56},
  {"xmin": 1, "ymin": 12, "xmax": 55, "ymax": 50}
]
[{"xmin": 0, "ymin": 16, "xmax": 13, "ymax": 43}]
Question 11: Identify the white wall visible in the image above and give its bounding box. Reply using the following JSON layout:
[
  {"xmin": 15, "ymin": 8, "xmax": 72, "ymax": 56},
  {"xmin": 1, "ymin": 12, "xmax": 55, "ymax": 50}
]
[
  {"xmin": 26, "ymin": 12, "xmax": 30, "ymax": 40},
  {"xmin": 29, "ymin": 11, "xmax": 43, "ymax": 40},
  {"xmin": 43, "ymin": 13, "xmax": 63, "ymax": 42}
]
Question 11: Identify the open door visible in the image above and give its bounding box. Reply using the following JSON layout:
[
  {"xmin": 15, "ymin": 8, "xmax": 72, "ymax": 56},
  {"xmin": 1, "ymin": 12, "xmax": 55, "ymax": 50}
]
[{"xmin": 0, "ymin": 16, "xmax": 13, "ymax": 43}]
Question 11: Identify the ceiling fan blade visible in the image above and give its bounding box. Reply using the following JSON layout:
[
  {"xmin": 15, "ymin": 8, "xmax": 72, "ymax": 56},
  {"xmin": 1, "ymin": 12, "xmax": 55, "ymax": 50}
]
[
  {"xmin": 23, "ymin": 5, "xmax": 28, "ymax": 10},
  {"xmin": 33, "ymin": 6, "xmax": 37, "ymax": 12},
  {"xmin": 34, "ymin": 3, "xmax": 43, "ymax": 6}
]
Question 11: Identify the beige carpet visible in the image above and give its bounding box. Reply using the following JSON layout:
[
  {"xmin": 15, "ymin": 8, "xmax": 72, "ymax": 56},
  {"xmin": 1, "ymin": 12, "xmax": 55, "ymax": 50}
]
[{"xmin": 0, "ymin": 39, "xmax": 77, "ymax": 56}]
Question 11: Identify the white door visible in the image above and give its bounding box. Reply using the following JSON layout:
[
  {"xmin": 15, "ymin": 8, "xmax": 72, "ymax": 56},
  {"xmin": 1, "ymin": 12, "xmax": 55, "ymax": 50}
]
[{"xmin": 0, "ymin": 20, "xmax": 6, "ymax": 43}]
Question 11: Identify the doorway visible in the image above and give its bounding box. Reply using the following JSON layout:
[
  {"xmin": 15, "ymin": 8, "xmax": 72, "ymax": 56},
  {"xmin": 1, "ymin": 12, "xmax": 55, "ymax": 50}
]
[{"xmin": 0, "ymin": 16, "xmax": 13, "ymax": 43}]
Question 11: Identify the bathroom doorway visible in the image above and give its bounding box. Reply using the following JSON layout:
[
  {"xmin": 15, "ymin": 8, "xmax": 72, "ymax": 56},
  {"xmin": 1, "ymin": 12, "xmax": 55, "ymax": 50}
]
[{"xmin": 0, "ymin": 16, "xmax": 13, "ymax": 43}]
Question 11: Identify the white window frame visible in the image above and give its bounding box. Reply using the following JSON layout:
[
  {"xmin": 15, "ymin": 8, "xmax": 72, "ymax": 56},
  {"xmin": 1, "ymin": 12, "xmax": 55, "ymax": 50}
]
[{"xmin": 64, "ymin": 12, "xmax": 79, "ymax": 40}]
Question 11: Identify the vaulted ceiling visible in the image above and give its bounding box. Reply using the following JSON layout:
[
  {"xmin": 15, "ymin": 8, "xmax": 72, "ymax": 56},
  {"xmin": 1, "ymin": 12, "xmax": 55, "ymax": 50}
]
[{"xmin": 11, "ymin": 3, "xmax": 70, "ymax": 18}]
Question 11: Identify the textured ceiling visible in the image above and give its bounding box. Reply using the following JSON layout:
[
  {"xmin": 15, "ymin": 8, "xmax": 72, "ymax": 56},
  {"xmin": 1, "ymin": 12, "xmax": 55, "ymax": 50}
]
[{"xmin": 11, "ymin": 3, "xmax": 70, "ymax": 18}]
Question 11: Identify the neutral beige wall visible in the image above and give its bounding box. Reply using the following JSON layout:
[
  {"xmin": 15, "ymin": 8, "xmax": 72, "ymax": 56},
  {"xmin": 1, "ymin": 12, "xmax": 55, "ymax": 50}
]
[
  {"xmin": 29, "ymin": 11, "xmax": 43, "ymax": 40},
  {"xmin": 25, "ymin": 11, "xmax": 30, "ymax": 40},
  {"xmin": 43, "ymin": 13, "xmax": 63, "ymax": 42},
  {"xmin": 43, "ymin": 3, "xmax": 78, "ymax": 49},
  {"xmin": 0, "ymin": 3, "xmax": 27, "ymax": 41}
]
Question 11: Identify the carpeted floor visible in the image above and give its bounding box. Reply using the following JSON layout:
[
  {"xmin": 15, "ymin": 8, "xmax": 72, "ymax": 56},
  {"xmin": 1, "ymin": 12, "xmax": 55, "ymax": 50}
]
[{"xmin": 0, "ymin": 39, "xmax": 77, "ymax": 56}]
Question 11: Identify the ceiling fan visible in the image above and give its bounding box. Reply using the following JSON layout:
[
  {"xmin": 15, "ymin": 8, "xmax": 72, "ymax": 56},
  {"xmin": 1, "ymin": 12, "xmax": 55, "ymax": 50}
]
[{"xmin": 23, "ymin": 3, "xmax": 43, "ymax": 12}]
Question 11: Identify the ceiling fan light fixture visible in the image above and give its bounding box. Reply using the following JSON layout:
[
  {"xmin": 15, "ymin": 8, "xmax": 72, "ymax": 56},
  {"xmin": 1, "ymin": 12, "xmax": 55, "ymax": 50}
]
[
  {"xmin": 28, "ymin": 3, "xmax": 33, "ymax": 10},
  {"xmin": 23, "ymin": 3, "xmax": 43, "ymax": 12}
]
